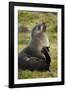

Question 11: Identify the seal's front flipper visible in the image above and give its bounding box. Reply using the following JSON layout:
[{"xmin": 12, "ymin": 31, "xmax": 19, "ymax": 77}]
[{"xmin": 41, "ymin": 47, "xmax": 51, "ymax": 70}]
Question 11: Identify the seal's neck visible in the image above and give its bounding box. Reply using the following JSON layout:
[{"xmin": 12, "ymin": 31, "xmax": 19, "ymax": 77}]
[{"xmin": 30, "ymin": 32, "xmax": 50, "ymax": 48}]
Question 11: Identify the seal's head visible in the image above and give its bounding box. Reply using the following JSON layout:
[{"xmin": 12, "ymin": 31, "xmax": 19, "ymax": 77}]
[{"xmin": 32, "ymin": 22, "xmax": 46, "ymax": 39}]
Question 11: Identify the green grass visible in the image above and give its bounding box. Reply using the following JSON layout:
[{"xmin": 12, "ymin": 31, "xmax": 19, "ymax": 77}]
[
  {"xmin": 18, "ymin": 32, "xmax": 57, "ymax": 79},
  {"xmin": 18, "ymin": 70, "xmax": 57, "ymax": 79},
  {"xmin": 18, "ymin": 11, "xmax": 57, "ymax": 79}
]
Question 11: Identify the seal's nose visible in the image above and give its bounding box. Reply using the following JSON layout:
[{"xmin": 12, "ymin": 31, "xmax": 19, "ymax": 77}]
[{"xmin": 42, "ymin": 22, "xmax": 46, "ymax": 32}]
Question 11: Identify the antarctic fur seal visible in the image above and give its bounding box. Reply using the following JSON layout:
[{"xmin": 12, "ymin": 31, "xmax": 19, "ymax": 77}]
[{"xmin": 18, "ymin": 22, "xmax": 51, "ymax": 71}]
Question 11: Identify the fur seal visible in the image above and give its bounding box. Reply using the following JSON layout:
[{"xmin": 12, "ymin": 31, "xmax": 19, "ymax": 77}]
[{"xmin": 18, "ymin": 22, "xmax": 51, "ymax": 71}]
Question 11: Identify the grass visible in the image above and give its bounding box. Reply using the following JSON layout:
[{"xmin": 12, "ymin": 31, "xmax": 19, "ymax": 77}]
[
  {"xmin": 18, "ymin": 32, "xmax": 57, "ymax": 79},
  {"xmin": 18, "ymin": 11, "xmax": 57, "ymax": 79},
  {"xmin": 18, "ymin": 70, "xmax": 57, "ymax": 79}
]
